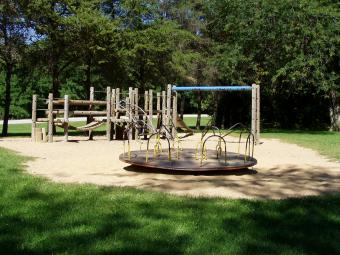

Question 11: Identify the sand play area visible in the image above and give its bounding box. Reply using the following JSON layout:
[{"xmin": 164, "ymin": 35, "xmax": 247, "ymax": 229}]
[{"xmin": 1, "ymin": 134, "xmax": 340, "ymax": 199}]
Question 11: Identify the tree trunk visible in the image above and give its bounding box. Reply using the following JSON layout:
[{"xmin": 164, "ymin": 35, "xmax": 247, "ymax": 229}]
[
  {"xmin": 51, "ymin": 64, "xmax": 60, "ymax": 135},
  {"xmin": 85, "ymin": 60, "xmax": 93, "ymax": 139},
  {"xmin": 2, "ymin": 63, "xmax": 13, "ymax": 137},
  {"xmin": 180, "ymin": 94, "xmax": 185, "ymax": 120},
  {"xmin": 215, "ymin": 93, "xmax": 223, "ymax": 128},
  {"xmin": 195, "ymin": 91, "xmax": 202, "ymax": 130},
  {"xmin": 85, "ymin": 61, "xmax": 91, "ymax": 99},
  {"xmin": 52, "ymin": 65, "xmax": 60, "ymax": 98},
  {"xmin": 330, "ymin": 90, "xmax": 340, "ymax": 131}
]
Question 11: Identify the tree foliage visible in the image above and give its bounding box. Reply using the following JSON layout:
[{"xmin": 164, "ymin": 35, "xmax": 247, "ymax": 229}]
[{"xmin": 0, "ymin": 0, "xmax": 339, "ymax": 132}]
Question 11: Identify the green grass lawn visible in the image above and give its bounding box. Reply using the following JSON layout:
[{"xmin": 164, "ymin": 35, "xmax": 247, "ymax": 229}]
[
  {"xmin": 1, "ymin": 119, "xmax": 340, "ymax": 254},
  {"xmin": 261, "ymin": 130, "xmax": 340, "ymax": 161},
  {"xmin": 0, "ymin": 147, "xmax": 340, "ymax": 255}
]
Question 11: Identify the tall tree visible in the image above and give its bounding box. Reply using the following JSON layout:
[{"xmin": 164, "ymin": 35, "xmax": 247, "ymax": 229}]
[
  {"xmin": 65, "ymin": 0, "xmax": 118, "ymax": 97},
  {"xmin": 205, "ymin": 0, "xmax": 340, "ymax": 129},
  {"xmin": 0, "ymin": 0, "xmax": 27, "ymax": 136},
  {"xmin": 114, "ymin": 1, "xmax": 198, "ymax": 91},
  {"xmin": 26, "ymin": 0, "xmax": 78, "ymax": 97}
]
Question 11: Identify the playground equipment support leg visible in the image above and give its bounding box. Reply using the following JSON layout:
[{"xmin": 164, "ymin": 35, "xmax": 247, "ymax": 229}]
[
  {"xmin": 106, "ymin": 87, "xmax": 112, "ymax": 141},
  {"xmin": 64, "ymin": 95, "xmax": 69, "ymax": 142},
  {"xmin": 251, "ymin": 83, "xmax": 260, "ymax": 144},
  {"xmin": 172, "ymin": 90, "xmax": 177, "ymax": 139},
  {"xmin": 88, "ymin": 86, "xmax": 94, "ymax": 140},
  {"xmin": 167, "ymin": 84, "xmax": 172, "ymax": 128},
  {"xmin": 48, "ymin": 93, "xmax": 53, "ymax": 142},
  {"xmin": 149, "ymin": 89, "xmax": 153, "ymax": 127},
  {"xmin": 31, "ymin": 95, "xmax": 37, "ymax": 141}
]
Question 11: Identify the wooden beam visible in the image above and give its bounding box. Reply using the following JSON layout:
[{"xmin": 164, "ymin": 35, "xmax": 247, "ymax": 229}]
[
  {"xmin": 53, "ymin": 99, "xmax": 106, "ymax": 106},
  {"xmin": 48, "ymin": 110, "xmax": 107, "ymax": 116},
  {"xmin": 37, "ymin": 118, "xmax": 48, "ymax": 122}
]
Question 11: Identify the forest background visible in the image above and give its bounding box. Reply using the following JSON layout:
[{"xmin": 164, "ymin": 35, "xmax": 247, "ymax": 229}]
[{"xmin": 0, "ymin": 0, "xmax": 339, "ymax": 136}]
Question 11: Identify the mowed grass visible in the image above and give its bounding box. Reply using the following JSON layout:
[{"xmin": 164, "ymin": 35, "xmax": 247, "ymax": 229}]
[
  {"xmin": 0, "ymin": 147, "xmax": 340, "ymax": 255},
  {"xmin": 0, "ymin": 116, "xmax": 208, "ymax": 136},
  {"xmin": 261, "ymin": 130, "xmax": 340, "ymax": 161},
  {"xmin": 0, "ymin": 121, "xmax": 105, "ymax": 137}
]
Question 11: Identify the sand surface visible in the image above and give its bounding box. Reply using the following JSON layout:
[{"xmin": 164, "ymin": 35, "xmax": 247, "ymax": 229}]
[{"xmin": 1, "ymin": 134, "xmax": 340, "ymax": 199}]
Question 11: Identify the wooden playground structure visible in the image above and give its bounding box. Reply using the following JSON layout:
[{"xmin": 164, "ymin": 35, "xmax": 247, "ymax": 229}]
[{"xmin": 31, "ymin": 84, "xmax": 260, "ymax": 145}]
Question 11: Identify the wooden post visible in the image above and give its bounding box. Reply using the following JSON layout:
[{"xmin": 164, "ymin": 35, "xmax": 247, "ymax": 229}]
[
  {"xmin": 31, "ymin": 95, "xmax": 37, "ymax": 141},
  {"xmin": 112, "ymin": 88, "xmax": 116, "ymax": 117},
  {"xmin": 114, "ymin": 88, "xmax": 120, "ymax": 139},
  {"xmin": 111, "ymin": 88, "xmax": 116, "ymax": 139},
  {"xmin": 251, "ymin": 84, "xmax": 257, "ymax": 143},
  {"xmin": 149, "ymin": 89, "xmax": 153, "ymax": 126},
  {"xmin": 256, "ymin": 84, "xmax": 260, "ymax": 144},
  {"xmin": 156, "ymin": 92, "xmax": 161, "ymax": 127},
  {"xmin": 106, "ymin": 87, "xmax": 112, "ymax": 141},
  {"xmin": 64, "ymin": 95, "xmax": 69, "ymax": 142},
  {"xmin": 144, "ymin": 90, "xmax": 149, "ymax": 139},
  {"xmin": 42, "ymin": 128, "xmax": 47, "ymax": 142},
  {"xmin": 90, "ymin": 87, "xmax": 94, "ymax": 101},
  {"xmin": 162, "ymin": 91, "xmax": 166, "ymax": 126},
  {"xmin": 144, "ymin": 90, "xmax": 148, "ymax": 117},
  {"xmin": 134, "ymin": 88, "xmax": 139, "ymax": 116},
  {"xmin": 126, "ymin": 97, "xmax": 131, "ymax": 140},
  {"xmin": 89, "ymin": 87, "xmax": 94, "ymax": 140},
  {"xmin": 167, "ymin": 84, "xmax": 172, "ymax": 128},
  {"xmin": 115, "ymin": 88, "xmax": 120, "ymax": 113},
  {"xmin": 35, "ymin": 128, "xmax": 43, "ymax": 142},
  {"xmin": 156, "ymin": 92, "xmax": 161, "ymax": 114},
  {"xmin": 126, "ymin": 96, "xmax": 130, "ymax": 120},
  {"xmin": 128, "ymin": 87, "xmax": 134, "ymax": 140},
  {"xmin": 48, "ymin": 93, "xmax": 53, "ymax": 143},
  {"xmin": 128, "ymin": 87, "xmax": 133, "ymax": 121},
  {"xmin": 172, "ymin": 90, "xmax": 177, "ymax": 138},
  {"xmin": 134, "ymin": 88, "xmax": 139, "ymax": 139}
]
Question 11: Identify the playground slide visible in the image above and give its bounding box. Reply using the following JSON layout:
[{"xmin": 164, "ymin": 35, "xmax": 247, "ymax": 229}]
[{"xmin": 176, "ymin": 116, "xmax": 193, "ymax": 135}]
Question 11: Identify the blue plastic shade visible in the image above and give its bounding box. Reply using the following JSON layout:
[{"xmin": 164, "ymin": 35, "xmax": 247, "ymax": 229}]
[{"xmin": 172, "ymin": 86, "xmax": 252, "ymax": 91}]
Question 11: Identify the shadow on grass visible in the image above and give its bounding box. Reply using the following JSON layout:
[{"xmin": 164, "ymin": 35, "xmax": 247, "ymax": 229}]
[
  {"xmin": 0, "ymin": 148, "xmax": 340, "ymax": 254},
  {"xmin": 1, "ymin": 181, "xmax": 340, "ymax": 254}
]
